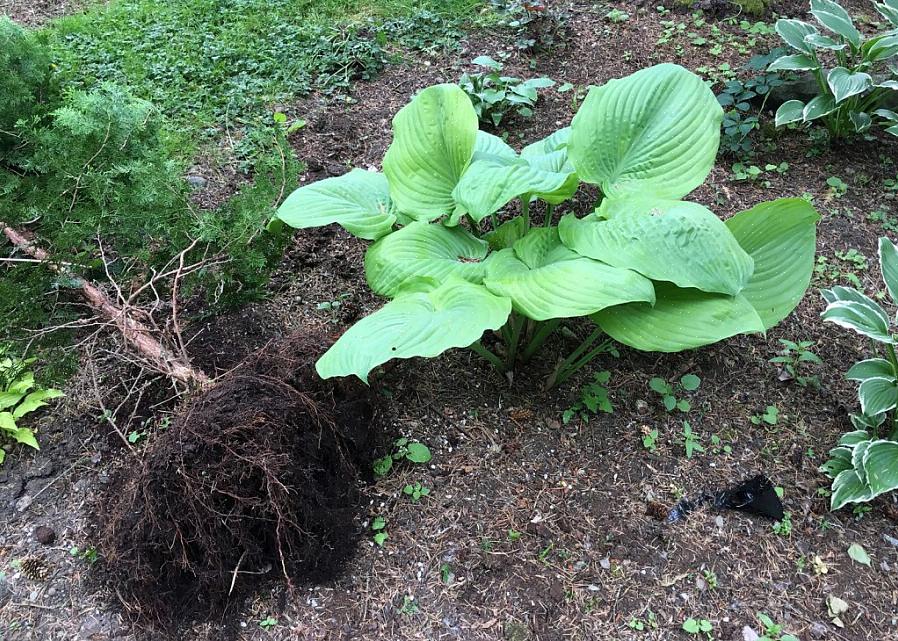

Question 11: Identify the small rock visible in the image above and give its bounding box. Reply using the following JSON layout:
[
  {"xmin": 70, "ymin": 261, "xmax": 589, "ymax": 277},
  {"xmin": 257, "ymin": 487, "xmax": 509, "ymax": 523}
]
[
  {"xmin": 29, "ymin": 589, "xmax": 39, "ymax": 601},
  {"xmin": 714, "ymin": 515, "xmax": 725, "ymax": 528},
  {"xmin": 47, "ymin": 587, "xmax": 57, "ymax": 596},
  {"xmin": 809, "ymin": 622, "xmax": 829, "ymax": 639},
  {"xmin": 884, "ymin": 533, "xmax": 898, "ymax": 548},
  {"xmin": 0, "ymin": 573, "xmax": 10, "ymax": 606},
  {"xmin": 15, "ymin": 494, "xmax": 33, "ymax": 512},
  {"xmin": 599, "ymin": 557, "xmax": 611, "ymax": 570},
  {"xmin": 185, "ymin": 174, "xmax": 207, "ymax": 189},
  {"xmin": 741, "ymin": 625, "xmax": 760, "ymax": 641},
  {"xmin": 34, "ymin": 525, "xmax": 56, "ymax": 545}
]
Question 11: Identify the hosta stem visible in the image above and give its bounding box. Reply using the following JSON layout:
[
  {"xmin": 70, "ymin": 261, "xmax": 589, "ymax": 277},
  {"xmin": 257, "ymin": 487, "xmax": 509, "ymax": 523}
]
[
  {"xmin": 504, "ymin": 313, "xmax": 526, "ymax": 369},
  {"xmin": 546, "ymin": 327, "xmax": 606, "ymax": 389},
  {"xmin": 520, "ymin": 319, "xmax": 561, "ymax": 363},
  {"xmin": 470, "ymin": 340, "xmax": 505, "ymax": 371},
  {"xmin": 520, "ymin": 196, "xmax": 530, "ymax": 228},
  {"xmin": 543, "ymin": 204, "xmax": 555, "ymax": 227}
]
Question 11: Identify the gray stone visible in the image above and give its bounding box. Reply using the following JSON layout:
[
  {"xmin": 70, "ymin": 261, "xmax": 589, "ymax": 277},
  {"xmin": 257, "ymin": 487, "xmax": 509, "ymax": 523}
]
[
  {"xmin": 809, "ymin": 622, "xmax": 829, "ymax": 639},
  {"xmin": 15, "ymin": 494, "xmax": 33, "ymax": 512},
  {"xmin": 185, "ymin": 174, "xmax": 207, "ymax": 189},
  {"xmin": 741, "ymin": 626, "xmax": 760, "ymax": 641},
  {"xmin": 883, "ymin": 533, "xmax": 898, "ymax": 548}
]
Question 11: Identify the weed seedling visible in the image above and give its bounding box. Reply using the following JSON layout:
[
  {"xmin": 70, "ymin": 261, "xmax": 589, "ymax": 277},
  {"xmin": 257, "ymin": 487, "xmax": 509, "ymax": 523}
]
[
  {"xmin": 757, "ymin": 613, "xmax": 799, "ymax": 641},
  {"xmin": 372, "ymin": 516, "xmax": 388, "ymax": 547},
  {"xmin": 259, "ymin": 617, "xmax": 278, "ymax": 631},
  {"xmin": 605, "ymin": 8, "xmax": 630, "ymax": 22},
  {"xmin": 627, "ymin": 610, "xmax": 658, "ymax": 630},
  {"xmin": 373, "ymin": 437, "xmax": 431, "ymax": 477},
  {"xmin": 507, "ymin": 529, "xmax": 522, "ymax": 542},
  {"xmin": 702, "ymin": 569, "xmax": 718, "ymax": 590},
  {"xmin": 772, "ymin": 512, "xmax": 792, "ymax": 536},
  {"xmin": 682, "ymin": 617, "xmax": 713, "ymax": 639},
  {"xmin": 642, "ymin": 428, "xmax": 659, "ymax": 453},
  {"xmin": 750, "ymin": 405, "xmax": 778, "ymax": 425},
  {"xmin": 769, "ymin": 339, "xmax": 822, "ymax": 388},
  {"xmin": 649, "ymin": 374, "xmax": 700, "ymax": 412},
  {"xmin": 402, "ymin": 482, "xmax": 430, "ymax": 502},
  {"xmin": 563, "ymin": 370, "xmax": 613, "ymax": 424},
  {"xmin": 709, "ymin": 434, "xmax": 732, "ymax": 455},
  {"xmin": 826, "ymin": 176, "xmax": 848, "ymax": 198},
  {"xmin": 681, "ymin": 421, "xmax": 705, "ymax": 459},
  {"xmin": 400, "ymin": 595, "xmax": 419, "ymax": 615}
]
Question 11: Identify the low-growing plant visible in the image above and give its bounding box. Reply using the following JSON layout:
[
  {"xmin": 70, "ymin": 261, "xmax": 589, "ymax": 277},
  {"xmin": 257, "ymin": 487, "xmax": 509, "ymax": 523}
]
[
  {"xmin": 751, "ymin": 405, "xmax": 780, "ymax": 425},
  {"xmin": 769, "ymin": 0, "xmax": 898, "ymax": 139},
  {"xmin": 682, "ymin": 617, "xmax": 713, "ymax": 638},
  {"xmin": 275, "ymin": 64, "xmax": 820, "ymax": 388},
  {"xmin": 562, "ymin": 370, "xmax": 612, "ymax": 423},
  {"xmin": 650, "ymin": 374, "xmax": 701, "ymax": 412},
  {"xmin": 373, "ymin": 437, "xmax": 432, "ymax": 477},
  {"xmin": 403, "ymin": 481, "xmax": 431, "ymax": 502},
  {"xmin": 488, "ymin": 0, "xmax": 571, "ymax": 52},
  {"xmin": 372, "ymin": 516, "xmax": 388, "ymax": 546},
  {"xmin": 681, "ymin": 421, "xmax": 705, "ymax": 459},
  {"xmin": 757, "ymin": 613, "xmax": 800, "ymax": 641},
  {"xmin": 772, "ymin": 511, "xmax": 792, "ymax": 536},
  {"xmin": 0, "ymin": 347, "xmax": 63, "ymax": 464},
  {"xmin": 819, "ymin": 237, "xmax": 898, "ymax": 510},
  {"xmin": 769, "ymin": 338, "xmax": 822, "ymax": 387},
  {"xmin": 642, "ymin": 428, "xmax": 660, "ymax": 453},
  {"xmin": 458, "ymin": 56, "xmax": 554, "ymax": 127}
]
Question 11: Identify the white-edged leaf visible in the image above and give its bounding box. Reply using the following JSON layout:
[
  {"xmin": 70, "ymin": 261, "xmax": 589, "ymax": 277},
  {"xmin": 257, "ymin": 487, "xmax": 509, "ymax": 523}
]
[
  {"xmin": 866, "ymin": 34, "xmax": 898, "ymax": 62},
  {"xmin": 315, "ymin": 278, "xmax": 511, "ymax": 382},
  {"xmin": 850, "ymin": 111, "xmax": 872, "ymax": 132},
  {"xmin": 839, "ymin": 430, "xmax": 870, "ymax": 446},
  {"xmin": 591, "ymin": 282, "xmax": 765, "ymax": 353},
  {"xmin": 725, "ymin": 198, "xmax": 820, "ymax": 328},
  {"xmin": 862, "ymin": 440, "xmax": 898, "ymax": 496},
  {"xmin": 559, "ymin": 201, "xmax": 753, "ymax": 296},
  {"xmin": 568, "ymin": 63, "xmax": 722, "ymax": 200},
  {"xmin": 878, "ymin": 236, "xmax": 898, "ymax": 308},
  {"xmin": 846, "ymin": 358, "xmax": 894, "ymax": 381},
  {"xmin": 775, "ymin": 19, "xmax": 819, "ymax": 54},
  {"xmin": 858, "ymin": 377, "xmax": 898, "ymax": 415},
  {"xmin": 806, "ymin": 33, "xmax": 847, "ymax": 50},
  {"xmin": 775, "ymin": 100, "xmax": 806, "ymax": 126},
  {"xmin": 383, "ymin": 84, "xmax": 477, "ymax": 219},
  {"xmin": 768, "ymin": 54, "xmax": 819, "ymax": 71},
  {"xmin": 482, "ymin": 228, "xmax": 655, "ymax": 320},
  {"xmin": 821, "ymin": 286, "xmax": 893, "ymax": 342},
  {"xmin": 874, "ymin": 0, "xmax": 898, "ymax": 26},
  {"xmin": 364, "ymin": 221, "xmax": 491, "ymax": 297},
  {"xmin": 831, "ymin": 468, "xmax": 873, "ymax": 509},
  {"xmin": 827, "ymin": 67, "xmax": 873, "ymax": 103},
  {"xmin": 810, "ymin": 0, "xmax": 861, "ymax": 49},
  {"xmin": 803, "ymin": 95, "xmax": 838, "ymax": 121}
]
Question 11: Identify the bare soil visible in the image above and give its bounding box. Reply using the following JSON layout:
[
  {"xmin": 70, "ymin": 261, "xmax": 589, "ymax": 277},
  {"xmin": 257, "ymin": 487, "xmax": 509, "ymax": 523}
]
[{"xmin": 2, "ymin": 2, "xmax": 898, "ymax": 641}]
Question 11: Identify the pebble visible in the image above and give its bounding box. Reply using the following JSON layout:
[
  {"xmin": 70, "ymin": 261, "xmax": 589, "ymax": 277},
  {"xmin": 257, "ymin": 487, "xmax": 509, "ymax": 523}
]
[
  {"xmin": 34, "ymin": 525, "xmax": 56, "ymax": 545},
  {"xmin": 809, "ymin": 622, "xmax": 829, "ymax": 639},
  {"xmin": 884, "ymin": 533, "xmax": 898, "ymax": 548},
  {"xmin": 15, "ymin": 494, "xmax": 33, "ymax": 512},
  {"xmin": 741, "ymin": 626, "xmax": 760, "ymax": 641},
  {"xmin": 599, "ymin": 557, "xmax": 611, "ymax": 570},
  {"xmin": 29, "ymin": 589, "xmax": 39, "ymax": 601},
  {"xmin": 185, "ymin": 174, "xmax": 207, "ymax": 189}
]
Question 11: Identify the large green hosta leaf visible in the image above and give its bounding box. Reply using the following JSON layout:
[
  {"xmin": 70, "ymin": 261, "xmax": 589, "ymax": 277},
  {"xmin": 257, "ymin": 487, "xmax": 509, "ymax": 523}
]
[
  {"xmin": 558, "ymin": 201, "xmax": 753, "ymax": 296},
  {"xmin": 316, "ymin": 278, "xmax": 511, "ymax": 382},
  {"xmin": 827, "ymin": 67, "xmax": 872, "ymax": 103},
  {"xmin": 810, "ymin": 0, "xmax": 861, "ymax": 49},
  {"xmin": 591, "ymin": 282, "xmax": 765, "ymax": 352},
  {"xmin": 383, "ymin": 84, "xmax": 477, "ymax": 220},
  {"xmin": 568, "ymin": 64, "xmax": 722, "ymax": 200},
  {"xmin": 482, "ymin": 228, "xmax": 655, "ymax": 320},
  {"xmin": 864, "ymin": 440, "xmax": 898, "ymax": 496},
  {"xmin": 874, "ymin": 0, "xmax": 898, "ymax": 26},
  {"xmin": 724, "ymin": 198, "xmax": 820, "ymax": 328},
  {"xmin": 831, "ymin": 468, "xmax": 873, "ymax": 509},
  {"xmin": 364, "ymin": 221, "xmax": 490, "ymax": 297},
  {"xmin": 276, "ymin": 169, "xmax": 396, "ymax": 240}
]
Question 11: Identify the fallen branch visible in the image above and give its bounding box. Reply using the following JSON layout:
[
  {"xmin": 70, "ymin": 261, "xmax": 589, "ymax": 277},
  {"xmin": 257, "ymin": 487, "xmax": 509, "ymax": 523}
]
[{"xmin": 1, "ymin": 221, "xmax": 212, "ymax": 388}]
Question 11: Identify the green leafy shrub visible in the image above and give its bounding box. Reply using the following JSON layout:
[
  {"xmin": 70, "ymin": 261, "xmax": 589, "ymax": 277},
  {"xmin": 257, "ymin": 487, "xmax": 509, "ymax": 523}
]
[
  {"xmin": 458, "ymin": 56, "xmax": 554, "ymax": 127},
  {"xmin": 820, "ymin": 237, "xmax": 898, "ymax": 510},
  {"xmin": 276, "ymin": 64, "xmax": 820, "ymax": 387},
  {"xmin": 0, "ymin": 18, "xmax": 54, "ymax": 159},
  {"xmin": 769, "ymin": 0, "xmax": 898, "ymax": 138},
  {"xmin": 0, "ymin": 346, "xmax": 63, "ymax": 464}
]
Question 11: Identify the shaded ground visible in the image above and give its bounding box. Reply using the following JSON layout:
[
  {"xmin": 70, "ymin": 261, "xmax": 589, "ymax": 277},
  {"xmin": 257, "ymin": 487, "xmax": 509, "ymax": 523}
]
[{"xmin": 2, "ymin": 1, "xmax": 898, "ymax": 640}]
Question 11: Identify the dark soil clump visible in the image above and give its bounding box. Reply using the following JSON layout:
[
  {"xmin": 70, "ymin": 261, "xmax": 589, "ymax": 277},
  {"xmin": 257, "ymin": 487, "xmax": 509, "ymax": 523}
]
[{"xmin": 97, "ymin": 332, "xmax": 376, "ymax": 631}]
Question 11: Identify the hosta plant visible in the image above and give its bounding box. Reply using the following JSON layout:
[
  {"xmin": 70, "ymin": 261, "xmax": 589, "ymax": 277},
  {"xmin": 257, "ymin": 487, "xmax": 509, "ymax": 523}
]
[
  {"xmin": 276, "ymin": 64, "xmax": 820, "ymax": 387},
  {"xmin": 820, "ymin": 237, "xmax": 898, "ymax": 510},
  {"xmin": 0, "ymin": 347, "xmax": 63, "ymax": 464},
  {"xmin": 769, "ymin": 0, "xmax": 898, "ymax": 138},
  {"xmin": 458, "ymin": 55, "xmax": 554, "ymax": 127}
]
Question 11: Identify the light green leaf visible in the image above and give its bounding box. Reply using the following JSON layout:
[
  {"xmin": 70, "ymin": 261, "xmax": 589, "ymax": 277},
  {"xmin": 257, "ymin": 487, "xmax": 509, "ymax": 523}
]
[
  {"xmin": 821, "ymin": 286, "xmax": 894, "ymax": 342},
  {"xmin": 866, "ymin": 34, "xmax": 898, "ymax": 61},
  {"xmin": 364, "ymin": 221, "xmax": 491, "ymax": 297},
  {"xmin": 0, "ymin": 448, "xmax": 5, "ymax": 464},
  {"xmin": 276, "ymin": 169, "xmax": 396, "ymax": 240},
  {"xmin": 474, "ymin": 130, "xmax": 517, "ymax": 158},
  {"xmin": 484, "ymin": 216, "xmax": 528, "ymax": 250},
  {"xmin": 768, "ymin": 54, "xmax": 819, "ymax": 71},
  {"xmin": 591, "ymin": 282, "xmax": 765, "ymax": 353},
  {"xmin": 874, "ymin": 0, "xmax": 898, "ymax": 26},
  {"xmin": 775, "ymin": 19, "xmax": 819, "ymax": 54},
  {"xmin": 0, "ymin": 411, "xmax": 15, "ymax": 432},
  {"xmin": 831, "ymin": 468, "xmax": 873, "ymax": 509},
  {"xmin": 803, "ymin": 95, "xmax": 838, "ymax": 121},
  {"xmin": 846, "ymin": 358, "xmax": 894, "ymax": 381},
  {"xmin": 11, "ymin": 427, "xmax": 39, "ymax": 449},
  {"xmin": 879, "ymin": 237, "xmax": 898, "ymax": 308},
  {"xmin": 11, "ymin": 389, "xmax": 64, "ymax": 420},
  {"xmin": 568, "ymin": 63, "xmax": 722, "ymax": 200},
  {"xmin": 806, "ymin": 33, "xmax": 848, "ymax": 50},
  {"xmin": 383, "ymin": 84, "xmax": 477, "ymax": 219},
  {"xmin": 847, "ymin": 543, "xmax": 871, "ymax": 566},
  {"xmin": 827, "ymin": 67, "xmax": 873, "ymax": 104},
  {"xmin": 405, "ymin": 442, "xmax": 432, "ymax": 463},
  {"xmin": 559, "ymin": 201, "xmax": 753, "ymax": 296},
  {"xmin": 810, "ymin": 0, "xmax": 861, "ymax": 49},
  {"xmin": 863, "ymin": 440, "xmax": 898, "ymax": 496},
  {"xmin": 0, "ymin": 392, "xmax": 25, "ymax": 411},
  {"xmin": 724, "ymin": 198, "xmax": 820, "ymax": 328},
  {"xmin": 858, "ymin": 377, "xmax": 898, "ymax": 415},
  {"xmin": 482, "ymin": 228, "xmax": 655, "ymax": 320},
  {"xmin": 521, "ymin": 127, "xmax": 571, "ymax": 157},
  {"xmin": 680, "ymin": 374, "xmax": 701, "ymax": 390},
  {"xmin": 316, "ymin": 278, "xmax": 511, "ymax": 382},
  {"xmin": 775, "ymin": 100, "xmax": 806, "ymax": 126}
]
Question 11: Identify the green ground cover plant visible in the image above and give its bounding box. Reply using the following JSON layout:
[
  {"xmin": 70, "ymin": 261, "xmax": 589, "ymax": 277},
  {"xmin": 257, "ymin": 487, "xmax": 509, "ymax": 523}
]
[
  {"xmin": 820, "ymin": 237, "xmax": 898, "ymax": 510},
  {"xmin": 458, "ymin": 56, "xmax": 554, "ymax": 127},
  {"xmin": 770, "ymin": 0, "xmax": 898, "ymax": 138},
  {"xmin": 276, "ymin": 64, "xmax": 820, "ymax": 387}
]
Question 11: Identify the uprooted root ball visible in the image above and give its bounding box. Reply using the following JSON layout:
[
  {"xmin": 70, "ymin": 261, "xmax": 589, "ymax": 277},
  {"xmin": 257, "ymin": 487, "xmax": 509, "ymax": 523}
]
[{"xmin": 97, "ymin": 332, "xmax": 375, "ymax": 628}]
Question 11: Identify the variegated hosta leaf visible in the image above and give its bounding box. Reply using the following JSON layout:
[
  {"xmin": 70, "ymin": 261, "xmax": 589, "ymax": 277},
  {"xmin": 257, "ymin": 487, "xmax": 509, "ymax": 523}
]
[
  {"xmin": 364, "ymin": 221, "xmax": 491, "ymax": 297},
  {"xmin": 850, "ymin": 111, "xmax": 872, "ymax": 133},
  {"xmin": 591, "ymin": 282, "xmax": 765, "ymax": 353},
  {"xmin": 821, "ymin": 286, "xmax": 894, "ymax": 342},
  {"xmin": 879, "ymin": 236, "xmax": 898, "ymax": 308},
  {"xmin": 858, "ymin": 376, "xmax": 898, "ymax": 415},
  {"xmin": 558, "ymin": 201, "xmax": 753, "ymax": 296},
  {"xmin": 768, "ymin": 54, "xmax": 819, "ymax": 71},
  {"xmin": 874, "ymin": 0, "xmax": 898, "ymax": 26},
  {"xmin": 827, "ymin": 67, "xmax": 872, "ymax": 103},
  {"xmin": 383, "ymin": 84, "xmax": 478, "ymax": 220},
  {"xmin": 482, "ymin": 228, "xmax": 655, "ymax": 320},
  {"xmin": 804, "ymin": 95, "xmax": 837, "ymax": 121},
  {"xmin": 852, "ymin": 440, "xmax": 872, "ymax": 483},
  {"xmin": 821, "ymin": 445, "xmax": 853, "ymax": 477},
  {"xmin": 724, "ymin": 198, "xmax": 820, "ymax": 328},
  {"xmin": 810, "ymin": 0, "xmax": 862, "ymax": 49},
  {"xmin": 276, "ymin": 169, "xmax": 396, "ymax": 240},
  {"xmin": 831, "ymin": 468, "xmax": 872, "ymax": 509},
  {"xmin": 774, "ymin": 19, "xmax": 819, "ymax": 54},
  {"xmin": 315, "ymin": 278, "xmax": 511, "ymax": 382},
  {"xmin": 775, "ymin": 100, "xmax": 806, "ymax": 126},
  {"xmin": 840, "ymin": 430, "xmax": 871, "ymax": 446},
  {"xmin": 806, "ymin": 33, "xmax": 847, "ymax": 50},
  {"xmin": 851, "ymin": 411, "xmax": 886, "ymax": 431},
  {"xmin": 846, "ymin": 358, "xmax": 894, "ymax": 381},
  {"xmin": 568, "ymin": 63, "xmax": 722, "ymax": 200},
  {"xmin": 863, "ymin": 440, "xmax": 898, "ymax": 496},
  {"xmin": 866, "ymin": 34, "xmax": 898, "ymax": 61}
]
